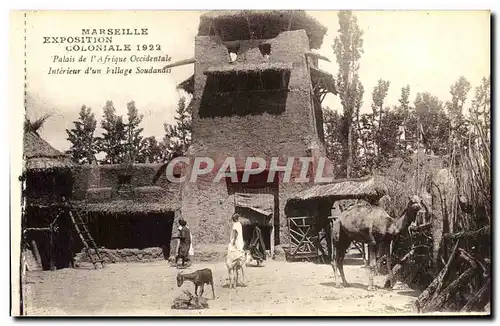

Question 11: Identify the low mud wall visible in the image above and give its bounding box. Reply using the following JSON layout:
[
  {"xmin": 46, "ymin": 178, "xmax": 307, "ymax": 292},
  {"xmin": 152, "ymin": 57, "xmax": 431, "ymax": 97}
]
[
  {"xmin": 75, "ymin": 247, "xmax": 167, "ymax": 264},
  {"xmin": 74, "ymin": 244, "xmax": 287, "ymax": 265}
]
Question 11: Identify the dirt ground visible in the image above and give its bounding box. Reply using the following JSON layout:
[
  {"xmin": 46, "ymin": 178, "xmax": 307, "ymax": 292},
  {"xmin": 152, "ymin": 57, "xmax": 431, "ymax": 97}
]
[{"xmin": 22, "ymin": 250, "xmax": 423, "ymax": 317}]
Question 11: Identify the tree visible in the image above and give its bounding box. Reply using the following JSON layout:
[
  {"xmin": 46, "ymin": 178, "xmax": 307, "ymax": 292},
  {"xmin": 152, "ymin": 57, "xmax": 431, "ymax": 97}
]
[
  {"xmin": 399, "ymin": 85, "xmax": 411, "ymax": 115},
  {"xmin": 396, "ymin": 85, "xmax": 420, "ymax": 153},
  {"xmin": 163, "ymin": 97, "xmax": 192, "ymax": 158},
  {"xmin": 357, "ymin": 111, "xmax": 377, "ymax": 174},
  {"xmin": 352, "ymin": 78, "xmax": 366, "ymax": 177},
  {"xmin": 372, "ymin": 79, "xmax": 391, "ymax": 126},
  {"xmin": 378, "ymin": 107, "xmax": 406, "ymax": 162},
  {"xmin": 414, "ymin": 92, "xmax": 451, "ymax": 156},
  {"xmin": 125, "ymin": 101, "xmax": 144, "ymax": 162},
  {"xmin": 97, "ymin": 101, "xmax": 127, "ymax": 164},
  {"xmin": 65, "ymin": 105, "xmax": 98, "ymax": 164},
  {"xmin": 446, "ymin": 76, "xmax": 471, "ymax": 156},
  {"xmin": 371, "ymin": 79, "xmax": 391, "ymax": 155},
  {"xmin": 447, "ymin": 76, "xmax": 471, "ymax": 125},
  {"xmin": 323, "ymin": 107, "xmax": 346, "ymax": 176},
  {"xmin": 137, "ymin": 136, "xmax": 163, "ymax": 163},
  {"xmin": 333, "ymin": 10, "xmax": 364, "ymax": 177},
  {"xmin": 152, "ymin": 97, "xmax": 193, "ymax": 185},
  {"xmin": 469, "ymin": 76, "xmax": 490, "ymax": 129}
]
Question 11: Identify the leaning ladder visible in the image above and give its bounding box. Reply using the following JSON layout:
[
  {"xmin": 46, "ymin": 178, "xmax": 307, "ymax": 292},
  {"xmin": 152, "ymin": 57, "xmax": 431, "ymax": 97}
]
[{"xmin": 68, "ymin": 208, "xmax": 104, "ymax": 269}]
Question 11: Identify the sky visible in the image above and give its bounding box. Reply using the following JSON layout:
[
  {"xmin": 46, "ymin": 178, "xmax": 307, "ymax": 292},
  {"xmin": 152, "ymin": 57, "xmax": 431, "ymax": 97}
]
[{"xmin": 22, "ymin": 10, "xmax": 490, "ymax": 152}]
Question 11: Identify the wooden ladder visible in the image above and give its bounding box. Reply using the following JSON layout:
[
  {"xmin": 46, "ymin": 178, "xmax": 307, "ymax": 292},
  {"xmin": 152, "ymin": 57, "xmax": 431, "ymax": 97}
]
[{"xmin": 68, "ymin": 208, "xmax": 104, "ymax": 269}]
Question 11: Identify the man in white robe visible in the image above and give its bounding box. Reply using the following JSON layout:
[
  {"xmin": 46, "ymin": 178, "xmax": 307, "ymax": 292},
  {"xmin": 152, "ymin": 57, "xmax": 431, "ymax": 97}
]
[{"xmin": 229, "ymin": 213, "xmax": 244, "ymax": 252}]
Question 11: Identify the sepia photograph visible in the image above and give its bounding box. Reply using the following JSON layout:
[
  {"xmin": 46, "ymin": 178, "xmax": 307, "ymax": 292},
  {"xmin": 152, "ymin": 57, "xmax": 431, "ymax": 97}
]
[{"xmin": 10, "ymin": 8, "xmax": 491, "ymax": 317}]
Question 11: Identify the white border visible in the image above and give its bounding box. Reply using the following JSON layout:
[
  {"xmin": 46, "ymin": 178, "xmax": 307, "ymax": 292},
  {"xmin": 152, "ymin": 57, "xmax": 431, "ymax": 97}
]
[{"xmin": 2, "ymin": 1, "xmax": 497, "ymax": 325}]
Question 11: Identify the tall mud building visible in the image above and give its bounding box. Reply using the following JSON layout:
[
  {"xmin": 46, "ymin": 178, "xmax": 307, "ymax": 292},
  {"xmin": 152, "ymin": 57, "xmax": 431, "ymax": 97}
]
[{"xmin": 170, "ymin": 10, "xmax": 338, "ymax": 255}]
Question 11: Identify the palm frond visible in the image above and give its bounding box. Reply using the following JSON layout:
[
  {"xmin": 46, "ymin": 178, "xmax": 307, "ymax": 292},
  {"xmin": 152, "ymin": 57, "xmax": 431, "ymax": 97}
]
[{"xmin": 24, "ymin": 113, "xmax": 52, "ymax": 135}]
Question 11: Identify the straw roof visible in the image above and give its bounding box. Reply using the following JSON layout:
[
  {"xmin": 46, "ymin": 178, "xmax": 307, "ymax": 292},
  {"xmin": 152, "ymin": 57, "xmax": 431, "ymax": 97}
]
[
  {"xmin": 74, "ymin": 199, "xmax": 179, "ymax": 215},
  {"xmin": 286, "ymin": 176, "xmax": 389, "ymax": 207},
  {"xmin": 198, "ymin": 10, "xmax": 327, "ymax": 49},
  {"xmin": 204, "ymin": 62, "xmax": 293, "ymax": 75},
  {"xmin": 310, "ymin": 66, "xmax": 337, "ymax": 95},
  {"xmin": 23, "ymin": 131, "xmax": 72, "ymax": 172},
  {"xmin": 232, "ymin": 193, "xmax": 274, "ymax": 217},
  {"xmin": 238, "ymin": 214, "xmax": 271, "ymax": 227}
]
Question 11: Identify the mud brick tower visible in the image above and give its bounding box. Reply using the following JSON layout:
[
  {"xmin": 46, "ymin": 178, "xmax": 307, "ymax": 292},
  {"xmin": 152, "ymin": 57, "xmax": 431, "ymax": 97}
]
[{"xmin": 174, "ymin": 11, "xmax": 337, "ymax": 255}]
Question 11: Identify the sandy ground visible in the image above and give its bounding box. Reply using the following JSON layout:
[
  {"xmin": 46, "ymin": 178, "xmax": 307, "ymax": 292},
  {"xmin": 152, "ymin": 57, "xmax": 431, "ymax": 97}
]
[{"xmin": 22, "ymin": 251, "xmax": 423, "ymax": 317}]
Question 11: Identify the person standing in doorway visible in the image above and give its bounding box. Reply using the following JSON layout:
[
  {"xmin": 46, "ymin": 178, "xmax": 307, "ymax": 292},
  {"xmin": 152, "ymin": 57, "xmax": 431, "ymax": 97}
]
[
  {"xmin": 249, "ymin": 225, "xmax": 266, "ymax": 265},
  {"xmin": 173, "ymin": 219, "xmax": 192, "ymax": 268}
]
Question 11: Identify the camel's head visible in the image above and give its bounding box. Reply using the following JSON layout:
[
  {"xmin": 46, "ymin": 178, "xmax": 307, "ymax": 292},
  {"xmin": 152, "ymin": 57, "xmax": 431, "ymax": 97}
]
[
  {"xmin": 176, "ymin": 271, "xmax": 184, "ymax": 287},
  {"xmin": 391, "ymin": 195, "xmax": 423, "ymax": 235},
  {"xmin": 407, "ymin": 195, "xmax": 422, "ymax": 213}
]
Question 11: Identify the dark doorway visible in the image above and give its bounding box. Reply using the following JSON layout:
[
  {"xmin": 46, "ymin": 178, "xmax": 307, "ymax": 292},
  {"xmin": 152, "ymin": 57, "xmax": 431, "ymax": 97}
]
[
  {"xmin": 226, "ymin": 170, "xmax": 280, "ymax": 247},
  {"xmin": 83, "ymin": 212, "xmax": 175, "ymax": 258}
]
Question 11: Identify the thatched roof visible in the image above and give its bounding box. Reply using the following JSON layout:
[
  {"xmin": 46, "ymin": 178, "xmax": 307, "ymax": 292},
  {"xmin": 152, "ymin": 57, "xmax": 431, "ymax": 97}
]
[
  {"xmin": 93, "ymin": 162, "xmax": 166, "ymax": 170},
  {"xmin": 74, "ymin": 199, "xmax": 178, "ymax": 215},
  {"xmin": 286, "ymin": 176, "xmax": 389, "ymax": 207},
  {"xmin": 23, "ymin": 132, "xmax": 72, "ymax": 172},
  {"xmin": 198, "ymin": 10, "xmax": 327, "ymax": 49},
  {"xmin": 310, "ymin": 66, "xmax": 337, "ymax": 95},
  {"xmin": 204, "ymin": 62, "xmax": 292, "ymax": 75},
  {"xmin": 177, "ymin": 74, "xmax": 194, "ymax": 94},
  {"xmin": 232, "ymin": 193, "xmax": 273, "ymax": 217}
]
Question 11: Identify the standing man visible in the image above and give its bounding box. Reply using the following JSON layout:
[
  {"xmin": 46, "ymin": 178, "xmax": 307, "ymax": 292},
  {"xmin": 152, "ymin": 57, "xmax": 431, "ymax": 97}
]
[
  {"xmin": 229, "ymin": 213, "xmax": 244, "ymax": 252},
  {"xmin": 173, "ymin": 219, "xmax": 192, "ymax": 268}
]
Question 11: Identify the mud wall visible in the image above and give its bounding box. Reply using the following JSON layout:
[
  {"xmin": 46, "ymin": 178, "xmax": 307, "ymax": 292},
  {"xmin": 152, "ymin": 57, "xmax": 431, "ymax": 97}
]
[
  {"xmin": 71, "ymin": 163, "xmax": 172, "ymax": 200},
  {"xmin": 191, "ymin": 30, "xmax": 320, "ymax": 160},
  {"xmin": 181, "ymin": 170, "xmax": 310, "ymax": 248}
]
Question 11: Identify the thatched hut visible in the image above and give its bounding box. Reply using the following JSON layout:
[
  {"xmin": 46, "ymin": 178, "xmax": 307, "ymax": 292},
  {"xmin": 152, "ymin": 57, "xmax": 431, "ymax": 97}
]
[
  {"xmin": 70, "ymin": 163, "xmax": 181, "ymax": 261},
  {"xmin": 22, "ymin": 131, "xmax": 74, "ymax": 270},
  {"xmin": 22, "ymin": 131, "xmax": 182, "ymax": 267},
  {"xmin": 284, "ymin": 176, "xmax": 389, "ymax": 261}
]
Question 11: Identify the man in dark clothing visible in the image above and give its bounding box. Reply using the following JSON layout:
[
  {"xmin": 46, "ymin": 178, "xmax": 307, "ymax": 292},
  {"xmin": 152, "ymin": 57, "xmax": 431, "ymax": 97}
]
[{"xmin": 173, "ymin": 219, "xmax": 191, "ymax": 267}]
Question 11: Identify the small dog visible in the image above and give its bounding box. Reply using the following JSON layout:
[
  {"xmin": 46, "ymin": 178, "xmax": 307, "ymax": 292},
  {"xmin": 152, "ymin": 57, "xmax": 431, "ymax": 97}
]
[{"xmin": 176, "ymin": 268, "xmax": 215, "ymax": 299}]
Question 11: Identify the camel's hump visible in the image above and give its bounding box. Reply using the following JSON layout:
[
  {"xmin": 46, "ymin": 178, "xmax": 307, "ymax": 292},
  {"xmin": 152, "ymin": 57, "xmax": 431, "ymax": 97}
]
[{"xmin": 341, "ymin": 203, "xmax": 390, "ymax": 217}]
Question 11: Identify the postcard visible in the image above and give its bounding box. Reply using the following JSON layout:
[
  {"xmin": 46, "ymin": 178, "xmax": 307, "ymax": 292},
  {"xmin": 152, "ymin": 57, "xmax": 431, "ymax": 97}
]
[{"xmin": 10, "ymin": 9, "xmax": 491, "ymax": 317}]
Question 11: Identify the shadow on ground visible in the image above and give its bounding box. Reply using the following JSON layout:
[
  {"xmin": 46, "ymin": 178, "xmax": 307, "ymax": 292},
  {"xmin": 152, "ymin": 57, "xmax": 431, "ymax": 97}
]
[{"xmin": 319, "ymin": 282, "xmax": 369, "ymax": 290}]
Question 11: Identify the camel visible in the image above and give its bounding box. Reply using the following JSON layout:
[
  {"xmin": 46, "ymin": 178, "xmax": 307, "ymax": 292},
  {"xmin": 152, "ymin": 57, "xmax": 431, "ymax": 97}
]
[{"xmin": 330, "ymin": 195, "xmax": 423, "ymax": 291}]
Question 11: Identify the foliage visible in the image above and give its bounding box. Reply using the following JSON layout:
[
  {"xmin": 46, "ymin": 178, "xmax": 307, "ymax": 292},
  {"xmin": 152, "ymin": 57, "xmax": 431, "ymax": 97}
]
[
  {"xmin": 65, "ymin": 105, "xmax": 98, "ymax": 164},
  {"xmin": 323, "ymin": 107, "xmax": 345, "ymax": 176},
  {"xmin": 413, "ymin": 92, "xmax": 451, "ymax": 156},
  {"xmin": 65, "ymin": 97, "xmax": 191, "ymax": 165},
  {"xmin": 332, "ymin": 10, "xmax": 364, "ymax": 177},
  {"xmin": 96, "ymin": 101, "xmax": 128, "ymax": 164},
  {"xmin": 453, "ymin": 76, "xmax": 491, "ymax": 231},
  {"xmin": 163, "ymin": 96, "xmax": 192, "ymax": 158},
  {"xmin": 125, "ymin": 101, "xmax": 144, "ymax": 162},
  {"xmin": 137, "ymin": 136, "xmax": 164, "ymax": 163}
]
